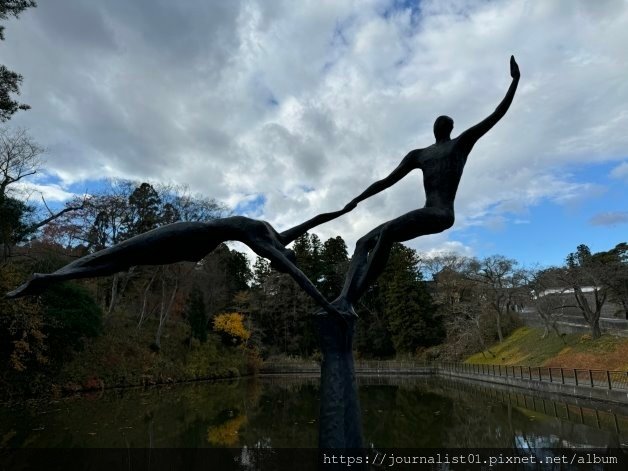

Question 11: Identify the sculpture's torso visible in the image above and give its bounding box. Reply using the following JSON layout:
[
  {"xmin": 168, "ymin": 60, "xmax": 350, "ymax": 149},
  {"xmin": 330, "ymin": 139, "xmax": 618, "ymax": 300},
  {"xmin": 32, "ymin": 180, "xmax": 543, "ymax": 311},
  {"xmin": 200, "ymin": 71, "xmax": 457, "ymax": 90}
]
[{"xmin": 415, "ymin": 138, "xmax": 468, "ymax": 211}]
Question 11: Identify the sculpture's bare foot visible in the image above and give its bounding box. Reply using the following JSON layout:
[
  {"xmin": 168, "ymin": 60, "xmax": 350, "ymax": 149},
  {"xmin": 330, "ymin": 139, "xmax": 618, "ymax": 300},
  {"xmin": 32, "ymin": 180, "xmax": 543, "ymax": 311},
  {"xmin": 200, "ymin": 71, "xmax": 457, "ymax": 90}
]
[
  {"xmin": 314, "ymin": 297, "xmax": 358, "ymax": 320},
  {"xmin": 5, "ymin": 274, "xmax": 47, "ymax": 299}
]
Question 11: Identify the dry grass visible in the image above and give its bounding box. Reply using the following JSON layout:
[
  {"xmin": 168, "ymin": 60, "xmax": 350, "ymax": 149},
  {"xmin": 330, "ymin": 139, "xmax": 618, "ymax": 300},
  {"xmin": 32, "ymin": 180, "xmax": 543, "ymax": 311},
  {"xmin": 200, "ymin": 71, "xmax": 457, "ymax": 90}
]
[{"xmin": 466, "ymin": 327, "xmax": 628, "ymax": 371}]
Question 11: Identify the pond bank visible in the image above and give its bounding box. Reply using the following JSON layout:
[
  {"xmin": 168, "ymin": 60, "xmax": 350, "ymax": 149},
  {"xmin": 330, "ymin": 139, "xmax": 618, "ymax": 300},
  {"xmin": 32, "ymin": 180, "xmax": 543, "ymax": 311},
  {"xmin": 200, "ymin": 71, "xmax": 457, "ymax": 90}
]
[{"xmin": 260, "ymin": 360, "xmax": 628, "ymax": 407}]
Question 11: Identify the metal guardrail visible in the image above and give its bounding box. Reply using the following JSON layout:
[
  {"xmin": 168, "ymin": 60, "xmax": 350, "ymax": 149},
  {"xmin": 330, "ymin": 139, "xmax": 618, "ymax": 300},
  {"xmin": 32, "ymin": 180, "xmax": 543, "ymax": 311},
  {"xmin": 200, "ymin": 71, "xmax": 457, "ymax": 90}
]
[
  {"xmin": 441, "ymin": 362, "xmax": 628, "ymax": 391},
  {"xmin": 260, "ymin": 361, "xmax": 628, "ymax": 391}
]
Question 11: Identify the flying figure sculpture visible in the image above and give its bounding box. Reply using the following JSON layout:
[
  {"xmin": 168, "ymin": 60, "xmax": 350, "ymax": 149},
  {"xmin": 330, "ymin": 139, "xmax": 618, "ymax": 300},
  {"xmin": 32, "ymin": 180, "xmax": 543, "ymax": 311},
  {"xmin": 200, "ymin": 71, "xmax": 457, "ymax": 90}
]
[
  {"xmin": 332, "ymin": 56, "xmax": 520, "ymax": 316},
  {"xmin": 6, "ymin": 209, "xmax": 354, "ymax": 318}
]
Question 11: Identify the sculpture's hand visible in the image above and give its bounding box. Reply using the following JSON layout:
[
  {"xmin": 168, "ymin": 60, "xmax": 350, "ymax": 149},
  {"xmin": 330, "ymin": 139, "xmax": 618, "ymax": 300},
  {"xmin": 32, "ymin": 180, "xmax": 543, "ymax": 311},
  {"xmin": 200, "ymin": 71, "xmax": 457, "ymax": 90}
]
[
  {"xmin": 510, "ymin": 55, "xmax": 520, "ymax": 80},
  {"xmin": 343, "ymin": 200, "xmax": 358, "ymax": 213}
]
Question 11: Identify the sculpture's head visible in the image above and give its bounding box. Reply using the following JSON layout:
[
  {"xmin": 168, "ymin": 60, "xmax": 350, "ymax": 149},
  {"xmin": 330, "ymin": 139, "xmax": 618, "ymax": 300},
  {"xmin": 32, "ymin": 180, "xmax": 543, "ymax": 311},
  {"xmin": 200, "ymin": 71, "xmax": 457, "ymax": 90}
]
[{"xmin": 434, "ymin": 115, "xmax": 453, "ymax": 143}]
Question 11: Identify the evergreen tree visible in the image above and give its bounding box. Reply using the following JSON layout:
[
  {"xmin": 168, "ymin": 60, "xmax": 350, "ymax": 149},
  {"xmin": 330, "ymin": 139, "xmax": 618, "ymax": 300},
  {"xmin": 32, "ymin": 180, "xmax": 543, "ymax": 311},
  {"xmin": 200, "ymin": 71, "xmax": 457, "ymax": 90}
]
[
  {"xmin": 123, "ymin": 182, "xmax": 162, "ymax": 238},
  {"xmin": 382, "ymin": 244, "xmax": 444, "ymax": 353},
  {"xmin": 0, "ymin": 195, "xmax": 33, "ymax": 253},
  {"xmin": 319, "ymin": 236, "xmax": 349, "ymax": 299},
  {"xmin": 41, "ymin": 283, "xmax": 103, "ymax": 363},
  {"xmin": 0, "ymin": 1, "xmax": 36, "ymax": 121},
  {"xmin": 354, "ymin": 280, "xmax": 396, "ymax": 358},
  {"xmin": 225, "ymin": 250, "xmax": 252, "ymax": 296},
  {"xmin": 252, "ymin": 256, "xmax": 270, "ymax": 289},
  {"xmin": 186, "ymin": 286, "xmax": 208, "ymax": 343}
]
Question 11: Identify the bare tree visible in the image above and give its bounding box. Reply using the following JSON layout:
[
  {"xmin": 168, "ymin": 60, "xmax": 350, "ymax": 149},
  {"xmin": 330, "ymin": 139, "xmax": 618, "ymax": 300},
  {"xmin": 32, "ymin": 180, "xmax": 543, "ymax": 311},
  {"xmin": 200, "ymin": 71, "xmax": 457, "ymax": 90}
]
[
  {"xmin": 426, "ymin": 253, "xmax": 495, "ymax": 358},
  {"xmin": 530, "ymin": 268, "xmax": 567, "ymax": 342},
  {"xmin": 559, "ymin": 245, "xmax": 608, "ymax": 339},
  {"xmin": 0, "ymin": 127, "xmax": 43, "ymax": 199},
  {"xmin": 469, "ymin": 255, "xmax": 528, "ymax": 343},
  {"xmin": 0, "ymin": 127, "xmax": 83, "ymax": 260}
]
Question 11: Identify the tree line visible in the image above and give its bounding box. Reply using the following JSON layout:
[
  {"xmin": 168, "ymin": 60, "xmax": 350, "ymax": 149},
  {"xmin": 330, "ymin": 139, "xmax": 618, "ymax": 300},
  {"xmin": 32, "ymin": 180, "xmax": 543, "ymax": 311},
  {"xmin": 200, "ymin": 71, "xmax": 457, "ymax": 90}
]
[{"xmin": 1, "ymin": 124, "xmax": 627, "ymax": 396}]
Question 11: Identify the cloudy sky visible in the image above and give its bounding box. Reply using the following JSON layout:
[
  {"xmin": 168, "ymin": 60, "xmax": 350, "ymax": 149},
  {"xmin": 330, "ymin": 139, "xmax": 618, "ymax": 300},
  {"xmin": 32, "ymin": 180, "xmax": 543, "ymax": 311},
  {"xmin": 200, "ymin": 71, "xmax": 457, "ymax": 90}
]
[{"xmin": 3, "ymin": 0, "xmax": 627, "ymax": 268}]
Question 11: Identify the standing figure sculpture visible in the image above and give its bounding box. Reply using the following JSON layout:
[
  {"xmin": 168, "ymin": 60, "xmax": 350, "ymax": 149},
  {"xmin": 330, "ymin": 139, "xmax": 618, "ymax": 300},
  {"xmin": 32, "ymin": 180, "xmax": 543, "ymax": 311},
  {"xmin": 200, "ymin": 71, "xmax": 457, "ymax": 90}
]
[
  {"xmin": 333, "ymin": 56, "xmax": 520, "ymax": 315},
  {"xmin": 6, "ymin": 209, "xmax": 354, "ymax": 318}
]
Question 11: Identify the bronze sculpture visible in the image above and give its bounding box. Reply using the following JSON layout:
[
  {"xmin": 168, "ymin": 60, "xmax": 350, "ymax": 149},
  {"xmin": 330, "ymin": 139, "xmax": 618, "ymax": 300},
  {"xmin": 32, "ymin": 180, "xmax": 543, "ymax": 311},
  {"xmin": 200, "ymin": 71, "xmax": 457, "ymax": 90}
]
[
  {"xmin": 8, "ymin": 57, "xmax": 520, "ymax": 315},
  {"xmin": 332, "ymin": 55, "xmax": 520, "ymax": 316},
  {"xmin": 7, "ymin": 56, "xmax": 521, "ymax": 456}
]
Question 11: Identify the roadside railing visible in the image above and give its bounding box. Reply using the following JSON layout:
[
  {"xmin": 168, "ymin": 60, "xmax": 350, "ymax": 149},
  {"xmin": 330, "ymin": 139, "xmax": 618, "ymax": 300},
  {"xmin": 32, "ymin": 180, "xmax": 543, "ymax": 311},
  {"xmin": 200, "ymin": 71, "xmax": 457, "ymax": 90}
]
[
  {"xmin": 438, "ymin": 362, "xmax": 628, "ymax": 391},
  {"xmin": 260, "ymin": 360, "xmax": 628, "ymax": 391}
]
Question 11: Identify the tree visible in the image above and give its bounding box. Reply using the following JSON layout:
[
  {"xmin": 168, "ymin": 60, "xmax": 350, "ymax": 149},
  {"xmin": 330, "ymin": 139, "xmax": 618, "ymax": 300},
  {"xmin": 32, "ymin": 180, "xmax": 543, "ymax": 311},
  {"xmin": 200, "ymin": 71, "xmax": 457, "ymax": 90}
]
[
  {"xmin": 0, "ymin": 127, "xmax": 43, "ymax": 199},
  {"xmin": 0, "ymin": 127, "xmax": 83, "ymax": 259},
  {"xmin": 40, "ymin": 282, "xmax": 103, "ymax": 363},
  {"xmin": 122, "ymin": 182, "xmax": 162, "ymax": 239},
  {"xmin": 0, "ymin": 195, "xmax": 33, "ymax": 255},
  {"xmin": 319, "ymin": 236, "xmax": 349, "ymax": 299},
  {"xmin": 213, "ymin": 312, "xmax": 250, "ymax": 346},
  {"xmin": 530, "ymin": 268, "xmax": 567, "ymax": 342},
  {"xmin": 595, "ymin": 242, "xmax": 628, "ymax": 319},
  {"xmin": 292, "ymin": 233, "xmax": 320, "ymax": 283},
  {"xmin": 381, "ymin": 244, "xmax": 444, "ymax": 353},
  {"xmin": 469, "ymin": 255, "xmax": 528, "ymax": 343},
  {"xmin": 249, "ymin": 234, "xmax": 332, "ymax": 357},
  {"xmin": 560, "ymin": 244, "xmax": 609, "ymax": 339},
  {"xmin": 0, "ymin": 1, "xmax": 36, "ymax": 121},
  {"xmin": 251, "ymin": 256, "xmax": 270, "ymax": 290},
  {"xmin": 225, "ymin": 250, "xmax": 252, "ymax": 298},
  {"xmin": 356, "ymin": 244, "xmax": 445, "ymax": 357},
  {"xmin": 0, "ymin": 261, "xmax": 46, "ymax": 374},
  {"xmin": 425, "ymin": 253, "xmax": 497, "ymax": 359}
]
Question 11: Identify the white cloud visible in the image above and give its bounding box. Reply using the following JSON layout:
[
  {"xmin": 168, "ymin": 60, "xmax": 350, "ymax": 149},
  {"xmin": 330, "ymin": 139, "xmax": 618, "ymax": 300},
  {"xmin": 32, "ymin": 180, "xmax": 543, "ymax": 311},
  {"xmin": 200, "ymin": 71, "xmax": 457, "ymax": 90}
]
[
  {"xmin": 12, "ymin": 181, "xmax": 76, "ymax": 203},
  {"xmin": 589, "ymin": 211, "xmax": 628, "ymax": 227},
  {"xmin": 3, "ymin": 0, "xmax": 628, "ymax": 259},
  {"xmin": 610, "ymin": 161, "xmax": 628, "ymax": 181}
]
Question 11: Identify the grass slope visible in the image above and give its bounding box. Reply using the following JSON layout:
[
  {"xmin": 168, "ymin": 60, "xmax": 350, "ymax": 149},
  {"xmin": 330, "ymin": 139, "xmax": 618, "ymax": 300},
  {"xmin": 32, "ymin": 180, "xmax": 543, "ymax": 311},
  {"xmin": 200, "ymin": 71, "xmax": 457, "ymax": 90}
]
[{"xmin": 466, "ymin": 327, "xmax": 628, "ymax": 371}]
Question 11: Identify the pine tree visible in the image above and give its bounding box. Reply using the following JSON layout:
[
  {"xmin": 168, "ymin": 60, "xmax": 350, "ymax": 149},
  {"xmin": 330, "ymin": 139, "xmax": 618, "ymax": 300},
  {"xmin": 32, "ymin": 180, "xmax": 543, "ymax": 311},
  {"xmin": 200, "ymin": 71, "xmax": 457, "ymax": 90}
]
[{"xmin": 380, "ymin": 244, "xmax": 444, "ymax": 354}]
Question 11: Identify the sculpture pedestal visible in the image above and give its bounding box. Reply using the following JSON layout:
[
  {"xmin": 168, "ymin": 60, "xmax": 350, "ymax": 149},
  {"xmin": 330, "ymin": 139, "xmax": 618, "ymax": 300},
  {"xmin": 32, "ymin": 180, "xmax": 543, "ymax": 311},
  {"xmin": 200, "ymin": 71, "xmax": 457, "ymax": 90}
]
[{"xmin": 316, "ymin": 314, "xmax": 365, "ymax": 467}]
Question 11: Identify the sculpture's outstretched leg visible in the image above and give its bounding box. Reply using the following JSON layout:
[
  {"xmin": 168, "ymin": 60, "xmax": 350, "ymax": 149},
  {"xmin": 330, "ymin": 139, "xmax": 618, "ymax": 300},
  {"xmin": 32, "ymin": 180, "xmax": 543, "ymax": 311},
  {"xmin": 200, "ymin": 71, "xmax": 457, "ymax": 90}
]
[{"xmin": 252, "ymin": 243, "xmax": 352, "ymax": 320}]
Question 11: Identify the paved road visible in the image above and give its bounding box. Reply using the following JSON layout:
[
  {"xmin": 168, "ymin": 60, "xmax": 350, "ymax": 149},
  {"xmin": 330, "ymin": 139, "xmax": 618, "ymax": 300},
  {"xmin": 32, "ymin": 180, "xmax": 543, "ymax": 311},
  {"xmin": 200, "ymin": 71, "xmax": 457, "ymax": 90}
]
[{"xmin": 517, "ymin": 308, "xmax": 628, "ymax": 335}]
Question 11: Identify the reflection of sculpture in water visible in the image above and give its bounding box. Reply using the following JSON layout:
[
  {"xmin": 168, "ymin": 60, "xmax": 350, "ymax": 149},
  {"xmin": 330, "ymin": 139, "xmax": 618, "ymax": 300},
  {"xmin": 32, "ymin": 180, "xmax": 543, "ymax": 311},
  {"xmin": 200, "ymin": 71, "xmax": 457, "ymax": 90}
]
[
  {"xmin": 6, "ymin": 209, "xmax": 353, "ymax": 318},
  {"xmin": 333, "ymin": 56, "xmax": 520, "ymax": 315}
]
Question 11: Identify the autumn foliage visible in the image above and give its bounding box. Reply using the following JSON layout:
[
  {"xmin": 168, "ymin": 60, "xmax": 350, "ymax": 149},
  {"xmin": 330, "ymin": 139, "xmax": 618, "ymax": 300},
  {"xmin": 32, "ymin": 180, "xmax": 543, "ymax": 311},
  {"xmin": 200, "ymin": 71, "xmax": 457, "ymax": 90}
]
[{"xmin": 213, "ymin": 312, "xmax": 250, "ymax": 345}]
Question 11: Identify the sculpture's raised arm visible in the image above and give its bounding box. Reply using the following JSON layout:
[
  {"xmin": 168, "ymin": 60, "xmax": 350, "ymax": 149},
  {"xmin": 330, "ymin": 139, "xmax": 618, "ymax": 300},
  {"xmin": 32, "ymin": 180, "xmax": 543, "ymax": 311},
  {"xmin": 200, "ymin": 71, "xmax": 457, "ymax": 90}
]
[
  {"xmin": 340, "ymin": 151, "xmax": 419, "ymax": 210},
  {"xmin": 457, "ymin": 55, "xmax": 520, "ymax": 152}
]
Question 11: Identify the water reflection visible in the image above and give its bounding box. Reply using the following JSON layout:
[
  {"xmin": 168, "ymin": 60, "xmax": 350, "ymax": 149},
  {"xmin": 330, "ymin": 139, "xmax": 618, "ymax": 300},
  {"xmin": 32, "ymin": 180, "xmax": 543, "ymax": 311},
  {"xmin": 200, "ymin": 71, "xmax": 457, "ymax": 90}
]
[{"xmin": 1, "ymin": 376, "xmax": 626, "ymax": 450}]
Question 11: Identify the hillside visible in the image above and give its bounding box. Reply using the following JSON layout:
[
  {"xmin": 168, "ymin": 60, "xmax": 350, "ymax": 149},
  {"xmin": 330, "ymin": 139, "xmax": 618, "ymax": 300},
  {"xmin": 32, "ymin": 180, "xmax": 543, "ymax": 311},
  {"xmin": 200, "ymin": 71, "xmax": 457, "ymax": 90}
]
[{"xmin": 465, "ymin": 327, "xmax": 628, "ymax": 371}]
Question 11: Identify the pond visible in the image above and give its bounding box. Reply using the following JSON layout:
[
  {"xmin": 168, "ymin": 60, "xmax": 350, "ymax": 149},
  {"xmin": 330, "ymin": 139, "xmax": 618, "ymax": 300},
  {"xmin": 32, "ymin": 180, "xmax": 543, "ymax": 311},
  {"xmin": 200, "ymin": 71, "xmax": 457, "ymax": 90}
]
[{"xmin": 1, "ymin": 376, "xmax": 627, "ymax": 468}]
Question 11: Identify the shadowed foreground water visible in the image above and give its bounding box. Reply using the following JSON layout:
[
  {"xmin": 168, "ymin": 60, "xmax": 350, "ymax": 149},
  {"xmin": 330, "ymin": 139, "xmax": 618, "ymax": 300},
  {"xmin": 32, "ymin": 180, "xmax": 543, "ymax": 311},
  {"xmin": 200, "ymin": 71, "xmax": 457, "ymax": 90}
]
[{"xmin": 1, "ymin": 375, "xmax": 627, "ymax": 451}]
